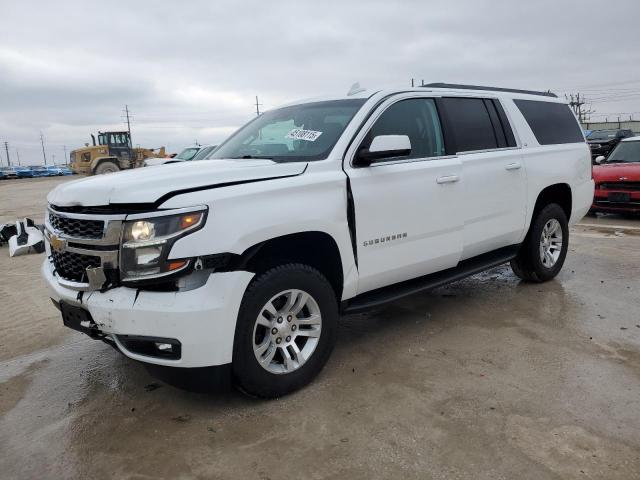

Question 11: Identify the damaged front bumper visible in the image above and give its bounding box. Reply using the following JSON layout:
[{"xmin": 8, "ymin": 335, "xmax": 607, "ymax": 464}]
[{"xmin": 42, "ymin": 259, "xmax": 254, "ymax": 367}]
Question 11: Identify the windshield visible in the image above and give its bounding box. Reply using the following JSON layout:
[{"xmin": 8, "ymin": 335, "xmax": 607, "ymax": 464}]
[
  {"xmin": 606, "ymin": 141, "xmax": 640, "ymax": 163},
  {"xmin": 192, "ymin": 145, "xmax": 217, "ymax": 160},
  {"xmin": 210, "ymin": 99, "xmax": 367, "ymax": 162},
  {"xmin": 588, "ymin": 130, "xmax": 619, "ymax": 140},
  {"xmin": 175, "ymin": 147, "xmax": 200, "ymax": 160}
]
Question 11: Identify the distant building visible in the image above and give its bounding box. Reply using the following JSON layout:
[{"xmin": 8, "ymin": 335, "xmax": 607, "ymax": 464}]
[{"xmin": 581, "ymin": 120, "xmax": 640, "ymax": 135}]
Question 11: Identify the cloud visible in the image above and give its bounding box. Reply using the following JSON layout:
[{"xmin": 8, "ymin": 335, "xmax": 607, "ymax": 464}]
[{"xmin": 0, "ymin": 0, "xmax": 639, "ymax": 164}]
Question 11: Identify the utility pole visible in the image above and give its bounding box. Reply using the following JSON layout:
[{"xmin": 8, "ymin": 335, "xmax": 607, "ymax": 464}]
[
  {"xmin": 411, "ymin": 78, "xmax": 415, "ymax": 87},
  {"xmin": 63, "ymin": 145, "xmax": 67, "ymax": 164},
  {"xmin": 16, "ymin": 149, "xmax": 21, "ymax": 166},
  {"xmin": 3, "ymin": 141, "xmax": 10, "ymax": 166},
  {"xmin": 565, "ymin": 93, "xmax": 594, "ymax": 123},
  {"xmin": 124, "ymin": 105, "xmax": 133, "ymax": 149},
  {"xmin": 255, "ymin": 96, "xmax": 262, "ymax": 116},
  {"xmin": 40, "ymin": 132, "xmax": 48, "ymax": 165}
]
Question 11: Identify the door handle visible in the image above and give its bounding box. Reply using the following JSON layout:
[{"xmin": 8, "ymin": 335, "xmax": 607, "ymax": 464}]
[
  {"xmin": 436, "ymin": 175, "xmax": 460, "ymax": 184},
  {"xmin": 505, "ymin": 162, "xmax": 522, "ymax": 171}
]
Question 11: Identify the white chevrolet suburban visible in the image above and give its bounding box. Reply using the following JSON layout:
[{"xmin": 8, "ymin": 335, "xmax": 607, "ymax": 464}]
[{"xmin": 43, "ymin": 83, "xmax": 594, "ymax": 397}]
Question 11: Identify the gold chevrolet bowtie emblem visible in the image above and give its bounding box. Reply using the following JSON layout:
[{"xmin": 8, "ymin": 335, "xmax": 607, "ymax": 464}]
[{"xmin": 49, "ymin": 234, "xmax": 67, "ymax": 252}]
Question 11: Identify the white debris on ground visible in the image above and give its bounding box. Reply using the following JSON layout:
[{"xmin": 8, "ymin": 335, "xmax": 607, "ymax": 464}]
[{"xmin": 0, "ymin": 218, "xmax": 45, "ymax": 256}]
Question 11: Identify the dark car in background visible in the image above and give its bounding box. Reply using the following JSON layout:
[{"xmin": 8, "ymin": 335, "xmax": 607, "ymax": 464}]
[
  {"xmin": 587, "ymin": 129, "xmax": 634, "ymax": 160},
  {"xmin": 15, "ymin": 166, "xmax": 35, "ymax": 178}
]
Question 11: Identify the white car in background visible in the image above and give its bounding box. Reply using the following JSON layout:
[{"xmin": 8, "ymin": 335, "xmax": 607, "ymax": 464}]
[{"xmin": 143, "ymin": 146, "xmax": 203, "ymax": 167}]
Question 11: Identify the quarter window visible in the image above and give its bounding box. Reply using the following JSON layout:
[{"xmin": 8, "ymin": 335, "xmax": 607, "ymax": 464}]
[
  {"xmin": 362, "ymin": 98, "xmax": 445, "ymax": 161},
  {"xmin": 514, "ymin": 99, "xmax": 584, "ymax": 145},
  {"xmin": 440, "ymin": 97, "xmax": 498, "ymax": 152}
]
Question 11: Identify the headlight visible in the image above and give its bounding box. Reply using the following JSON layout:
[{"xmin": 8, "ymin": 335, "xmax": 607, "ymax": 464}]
[{"xmin": 120, "ymin": 207, "xmax": 207, "ymax": 282}]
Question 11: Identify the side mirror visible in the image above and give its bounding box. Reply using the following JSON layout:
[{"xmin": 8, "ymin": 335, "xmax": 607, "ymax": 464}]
[
  {"xmin": 355, "ymin": 135, "xmax": 412, "ymax": 166},
  {"xmin": 595, "ymin": 155, "xmax": 605, "ymax": 164}
]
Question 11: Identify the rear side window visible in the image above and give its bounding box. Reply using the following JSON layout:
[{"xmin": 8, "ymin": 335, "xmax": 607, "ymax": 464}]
[
  {"xmin": 440, "ymin": 98, "xmax": 498, "ymax": 152},
  {"xmin": 514, "ymin": 99, "xmax": 584, "ymax": 145}
]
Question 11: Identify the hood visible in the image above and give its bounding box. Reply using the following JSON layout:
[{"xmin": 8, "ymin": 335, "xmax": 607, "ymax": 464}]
[
  {"xmin": 48, "ymin": 159, "xmax": 307, "ymax": 207},
  {"xmin": 593, "ymin": 162, "xmax": 640, "ymax": 182}
]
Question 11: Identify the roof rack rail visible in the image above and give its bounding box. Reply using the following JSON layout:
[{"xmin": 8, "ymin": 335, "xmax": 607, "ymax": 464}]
[{"xmin": 422, "ymin": 82, "xmax": 557, "ymax": 98}]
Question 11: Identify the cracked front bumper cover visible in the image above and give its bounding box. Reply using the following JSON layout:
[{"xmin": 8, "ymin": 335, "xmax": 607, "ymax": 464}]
[{"xmin": 43, "ymin": 259, "xmax": 254, "ymax": 367}]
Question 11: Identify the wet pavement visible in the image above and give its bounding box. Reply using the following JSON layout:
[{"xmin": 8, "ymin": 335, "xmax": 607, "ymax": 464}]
[{"xmin": 1, "ymin": 177, "xmax": 640, "ymax": 479}]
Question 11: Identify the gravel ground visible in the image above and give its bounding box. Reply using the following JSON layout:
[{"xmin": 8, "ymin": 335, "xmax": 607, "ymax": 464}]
[{"xmin": 1, "ymin": 176, "xmax": 639, "ymax": 480}]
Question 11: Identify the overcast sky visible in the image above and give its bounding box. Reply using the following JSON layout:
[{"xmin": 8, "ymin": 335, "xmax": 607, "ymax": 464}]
[{"xmin": 1, "ymin": 0, "xmax": 640, "ymax": 165}]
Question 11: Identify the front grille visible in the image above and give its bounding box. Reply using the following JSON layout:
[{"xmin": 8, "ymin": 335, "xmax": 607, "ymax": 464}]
[
  {"xmin": 49, "ymin": 213, "xmax": 104, "ymax": 239},
  {"xmin": 51, "ymin": 250, "xmax": 101, "ymax": 282},
  {"xmin": 599, "ymin": 182, "xmax": 640, "ymax": 191}
]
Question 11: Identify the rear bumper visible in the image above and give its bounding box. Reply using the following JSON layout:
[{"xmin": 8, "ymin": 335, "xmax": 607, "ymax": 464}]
[
  {"xmin": 571, "ymin": 179, "xmax": 595, "ymax": 225},
  {"xmin": 42, "ymin": 259, "xmax": 254, "ymax": 367}
]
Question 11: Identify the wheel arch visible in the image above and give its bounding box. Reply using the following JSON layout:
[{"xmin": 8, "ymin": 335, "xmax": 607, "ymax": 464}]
[
  {"xmin": 531, "ymin": 183, "xmax": 572, "ymax": 223},
  {"xmin": 235, "ymin": 231, "xmax": 344, "ymax": 300}
]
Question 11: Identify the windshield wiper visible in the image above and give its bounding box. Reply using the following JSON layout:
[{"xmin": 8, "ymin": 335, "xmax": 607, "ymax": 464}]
[{"xmin": 231, "ymin": 155, "xmax": 273, "ymax": 160}]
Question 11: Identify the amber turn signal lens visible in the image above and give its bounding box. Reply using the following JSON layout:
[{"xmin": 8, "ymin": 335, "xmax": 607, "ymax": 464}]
[
  {"xmin": 179, "ymin": 213, "xmax": 201, "ymax": 230},
  {"xmin": 168, "ymin": 260, "xmax": 188, "ymax": 271}
]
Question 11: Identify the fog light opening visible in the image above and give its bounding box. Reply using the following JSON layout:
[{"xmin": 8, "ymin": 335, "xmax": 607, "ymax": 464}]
[{"xmin": 155, "ymin": 342, "xmax": 173, "ymax": 352}]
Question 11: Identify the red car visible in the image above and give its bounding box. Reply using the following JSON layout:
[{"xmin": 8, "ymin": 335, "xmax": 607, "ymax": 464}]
[{"xmin": 591, "ymin": 136, "xmax": 640, "ymax": 214}]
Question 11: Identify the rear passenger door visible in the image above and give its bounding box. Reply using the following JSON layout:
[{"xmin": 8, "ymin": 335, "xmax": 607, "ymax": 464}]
[
  {"xmin": 439, "ymin": 97, "xmax": 526, "ymax": 259},
  {"xmin": 345, "ymin": 96, "xmax": 464, "ymax": 294}
]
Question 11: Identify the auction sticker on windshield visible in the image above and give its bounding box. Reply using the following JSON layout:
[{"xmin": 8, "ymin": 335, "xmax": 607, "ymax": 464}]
[{"xmin": 286, "ymin": 129, "xmax": 323, "ymax": 142}]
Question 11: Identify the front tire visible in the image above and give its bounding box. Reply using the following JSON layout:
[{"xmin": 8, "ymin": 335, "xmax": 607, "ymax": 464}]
[
  {"xmin": 511, "ymin": 203, "xmax": 569, "ymax": 282},
  {"xmin": 232, "ymin": 264, "xmax": 338, "ymax": 398}
]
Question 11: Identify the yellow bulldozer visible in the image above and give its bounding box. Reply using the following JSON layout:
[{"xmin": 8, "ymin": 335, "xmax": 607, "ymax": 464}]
[{"xmin": 69, "ymin": 131, "xmax": 168, "ymax": 175}]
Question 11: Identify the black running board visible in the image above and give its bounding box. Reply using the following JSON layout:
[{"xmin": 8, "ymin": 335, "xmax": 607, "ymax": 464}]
[{"xmin": 342, "ymin": 244, "xmax": 520, "ymax": 314}]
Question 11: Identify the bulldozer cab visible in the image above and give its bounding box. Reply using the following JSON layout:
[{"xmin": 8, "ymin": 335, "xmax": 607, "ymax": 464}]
[{"xmin": 97, "ymin": 131, "xmax": 133, "ymax": 162}]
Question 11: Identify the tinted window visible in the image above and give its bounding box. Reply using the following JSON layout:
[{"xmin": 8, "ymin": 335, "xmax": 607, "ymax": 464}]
[
  {"xmin": 362, "ymin": 98, "xmax": 445, "ymax": 160},
  {"xmin": 441, "ymin": 98, "xmax": 498, "ymax": 152},
  {"xmin": 492, "ymin": 99, "xmax": 517, "ymax": 147},
  {"xmin": 514, "ymin": 100, "xmax": 584, "ymax": 145}
]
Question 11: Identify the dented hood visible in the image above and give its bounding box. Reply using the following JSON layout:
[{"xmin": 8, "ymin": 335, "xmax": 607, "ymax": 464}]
[{"xmin": 48, "ymin": 159, "xmax": 307, "ymax": 207}]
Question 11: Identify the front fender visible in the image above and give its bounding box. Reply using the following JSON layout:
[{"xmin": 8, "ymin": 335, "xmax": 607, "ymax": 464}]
[{"xmin": 163, "ymin": 168, "xmax": 359, "ymax": 298}]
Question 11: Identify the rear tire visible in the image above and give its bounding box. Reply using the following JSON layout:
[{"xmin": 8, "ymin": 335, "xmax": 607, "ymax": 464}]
[
  {"xmin": 510, "ymin": 203, "xmax": 569, "ymax": 282},
  {"xmin": 93, "ymin": 161, "xmax": 119, "ymax": 175},
  {"xmin": 232, "ymin": 264, "xmax": 338, "ymax": 398}
]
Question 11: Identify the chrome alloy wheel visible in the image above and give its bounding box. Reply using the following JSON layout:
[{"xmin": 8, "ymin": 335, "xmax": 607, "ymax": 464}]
[
  {"xmin": 252, "ymin": 289, "xmax": 322, "ymax": 374},
  {"xmin": 539, "ymin": 218, "xmax": 563, "ymax": 268}
]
